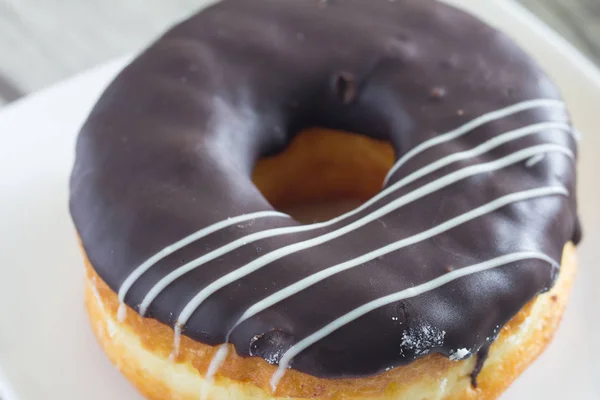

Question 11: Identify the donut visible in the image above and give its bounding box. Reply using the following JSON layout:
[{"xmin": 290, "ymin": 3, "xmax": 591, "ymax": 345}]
[{"xmin": 70, "ymin": 0, "xmax": 582, "ymax": 399}]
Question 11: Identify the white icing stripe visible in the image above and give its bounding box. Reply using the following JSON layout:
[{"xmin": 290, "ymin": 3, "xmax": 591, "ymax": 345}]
[
  {"xmin": 226, "ymin": 186, "xmax": 568, "ymax": 338},
  {"xmin": 173, "ymin": 144, "xmax": 573, "ymax": 332},
  {"xmin": 205, "ymin": 185, "xmax": 568, "ymax": 383},
  {"xmin": 116, "ymin": 210, "xmax": 289, "ymax": 320},
  {"xmin": 205, "ymin": 343, "xmax": 230, "ymax": 385},
  {"xmin": 526, "ymin": 154, "xmax": 546, "ymax": 167},
  {"xmin": 270, "ymin": 248, "xmax": 561, "ymax": 390},
  {"xmin": 138, "ymin": 121, "xmax": 571, "ymax": 315},
  {"xmin": 382, "ymin": 99, "xmax": 566, "ymax": 185},
  {"xmin": 200, "ymin": 344, "xmax": 230, "ymax": 400},
  {"xmin": 120, "ymin": 100, "xmax": 567, "ymax": 317}
]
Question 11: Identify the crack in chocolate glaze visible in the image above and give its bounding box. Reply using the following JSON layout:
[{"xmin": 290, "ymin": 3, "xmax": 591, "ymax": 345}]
[{"xmin": 70, "ymin": 0, "xmax": 580, "ymax": 380}]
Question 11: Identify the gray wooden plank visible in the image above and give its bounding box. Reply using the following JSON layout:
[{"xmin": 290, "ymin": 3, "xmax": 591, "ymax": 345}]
[
  {"xmin": 0, "ymin": 0, "xmax": 597, "ymax": 107},
  {"xmin": 518, "ymin": 0, "xmax": 600, "ymax": 66},
  {"xmin": 0, "ymin": 0, "xmax": 206, "ymax": 93}
]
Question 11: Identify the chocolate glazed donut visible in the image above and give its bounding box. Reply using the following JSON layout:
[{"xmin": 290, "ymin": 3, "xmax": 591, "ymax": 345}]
[{"xmin": 70, "ymin": 0, "xmax": 581, "ymax": 389}]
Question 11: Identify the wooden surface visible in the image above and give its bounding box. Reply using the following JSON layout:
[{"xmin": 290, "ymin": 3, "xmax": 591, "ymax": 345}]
[{"xmin": 0, "ymin": 0, "xmax": 599, "ymax": 106}]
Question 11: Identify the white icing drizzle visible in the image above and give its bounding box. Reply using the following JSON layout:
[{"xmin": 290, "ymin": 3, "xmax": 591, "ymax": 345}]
[
  {"xmin": 202, "ymin": 344, "xmax": 229, "ymax": 400},
  {"xmin": 169, "ymin": 324, "xmax": 182, "ymax": 362},
  {"xmin": 270, "ymin": 248, "xmax": 561, "ymax": 390},
  {"xmin": 382, "ymin": 99, "xmax": 566, "ymax": 185},
  {"xmin": 223, "ymin": 184, "xmax": 568, "ymax": 336},
  {"xmin": 205, "ymin": 185, "xmax": 568, "ymax": 383},
  {"xmin": 138, "ymin": 121, "xmax": 571, "ymax": 316},
  {"xmin": 438, "ymin": 378, "xmax": 448, "ymax": 395},
  {"xmin": 107, "ymin": 99, "xmax": 574, "ymax": 380},
  {"xmin": 176, "ymin": 144, "xmax": 572, "ymax": 361},
  {"xmin": 116, "ymin": 211, "xmax": 289, "ymax": 321},
  {"xmin": 526, "ymin": 153, "xmax": 546, "ymax": 167},
  {"xmin": 176, "ymin": 144, "xmax": 574, "ymax": 372},
  {"xmin": 115, "ymin": 100, "xmax": 567, "ymax": 319}
]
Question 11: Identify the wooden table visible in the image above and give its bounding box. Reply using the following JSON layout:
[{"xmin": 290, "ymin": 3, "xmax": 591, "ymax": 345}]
[{"xmin": 0, "ymin": 0, "xmax": 599, "ymax": 107}]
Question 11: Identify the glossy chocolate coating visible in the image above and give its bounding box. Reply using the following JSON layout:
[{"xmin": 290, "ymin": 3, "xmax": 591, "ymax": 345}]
[{"xmin": 70, "ymin": 0, "xmax": 580, "ymax": 379}]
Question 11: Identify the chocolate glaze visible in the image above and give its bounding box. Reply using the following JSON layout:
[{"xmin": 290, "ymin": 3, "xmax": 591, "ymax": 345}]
[
  {"xmin": 70, "ymin": 0, "xmax": 580, "ymax": 379},
  {"xmin": 471, "ymin": 344, "xmax": 491, "ymax": 388}
]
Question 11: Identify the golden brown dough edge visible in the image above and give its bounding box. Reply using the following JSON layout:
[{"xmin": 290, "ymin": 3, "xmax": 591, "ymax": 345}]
[{"xmin": 83, "ymin": 243, "xmax": 576, "ymax": 400}]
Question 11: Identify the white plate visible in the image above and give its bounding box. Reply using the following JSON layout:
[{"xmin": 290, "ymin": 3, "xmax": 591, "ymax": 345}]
[{"xmin": 0, "ymin": 1, "xmax": 599, "ymax": 399}]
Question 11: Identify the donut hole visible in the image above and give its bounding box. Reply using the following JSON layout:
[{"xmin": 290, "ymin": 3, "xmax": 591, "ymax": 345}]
[{"xmin": 253, "ymin": 128, "xmax": 395, "ymax": 223}]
